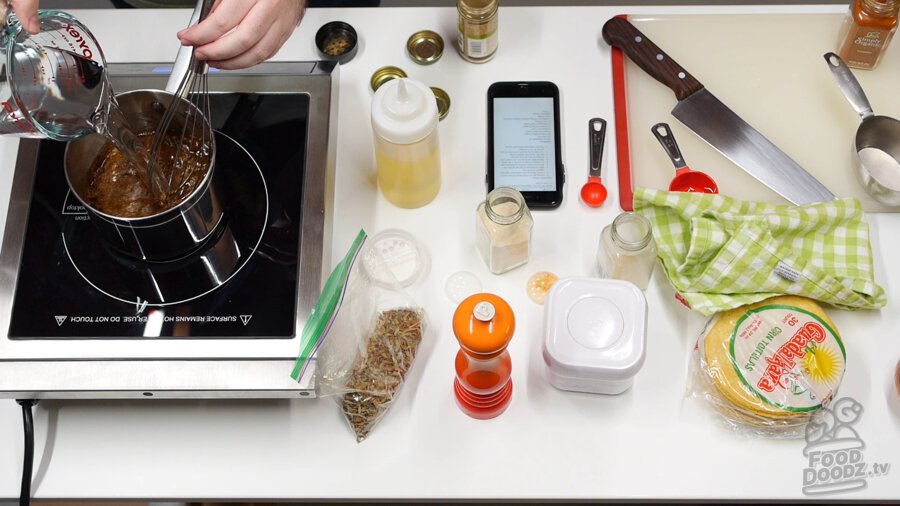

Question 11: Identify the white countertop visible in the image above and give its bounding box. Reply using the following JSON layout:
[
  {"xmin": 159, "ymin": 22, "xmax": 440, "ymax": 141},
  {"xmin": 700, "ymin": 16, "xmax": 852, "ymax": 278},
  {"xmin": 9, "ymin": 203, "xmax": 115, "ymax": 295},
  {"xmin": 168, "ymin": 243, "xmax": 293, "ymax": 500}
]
[{"xmin": 1, "ymin": 3, "xmax": 900, "ymax": 501}]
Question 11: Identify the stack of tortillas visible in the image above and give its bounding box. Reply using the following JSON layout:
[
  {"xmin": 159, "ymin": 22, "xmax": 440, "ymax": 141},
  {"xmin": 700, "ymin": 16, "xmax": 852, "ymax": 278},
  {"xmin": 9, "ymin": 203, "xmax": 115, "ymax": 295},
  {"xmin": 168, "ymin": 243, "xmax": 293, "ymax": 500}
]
[{"xmin": 699, "ymin": 295, "xmax": 846, "ymax": 434}]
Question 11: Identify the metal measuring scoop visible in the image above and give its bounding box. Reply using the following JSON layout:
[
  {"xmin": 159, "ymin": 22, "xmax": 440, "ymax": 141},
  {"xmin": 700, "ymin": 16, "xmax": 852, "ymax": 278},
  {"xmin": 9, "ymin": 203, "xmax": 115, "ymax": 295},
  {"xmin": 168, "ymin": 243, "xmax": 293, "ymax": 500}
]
[
  {"xmin": 825, "ymin": 52, "xmax": 900, "ymax": 207},
  {"xmin": 651, "ymin": 122, "xmax": 718, "ymax": 194},
  {"xmin": 580, "ymin": 118, "xmax": 608, "ymax": 207}
]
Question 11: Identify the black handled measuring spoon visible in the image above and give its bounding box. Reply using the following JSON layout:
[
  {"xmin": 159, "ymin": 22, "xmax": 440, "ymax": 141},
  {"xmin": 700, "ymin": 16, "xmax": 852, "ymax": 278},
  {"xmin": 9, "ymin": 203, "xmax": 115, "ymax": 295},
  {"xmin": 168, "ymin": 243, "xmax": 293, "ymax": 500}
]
[{"xmin": 580, "ymin": 118, "xmax": 608, "ymax": 207}]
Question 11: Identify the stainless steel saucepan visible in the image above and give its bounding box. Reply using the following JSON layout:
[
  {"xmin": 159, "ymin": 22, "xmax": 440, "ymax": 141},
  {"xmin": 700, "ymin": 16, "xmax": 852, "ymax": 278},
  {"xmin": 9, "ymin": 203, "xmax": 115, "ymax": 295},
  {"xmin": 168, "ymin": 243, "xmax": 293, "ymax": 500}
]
[
  {"xmin": 825, "ymin": 52, "xmax": 900, "ymax": 207},
  {"xmin": 65, "ymin": 89, "xmax": 222, "ymax": 261}
]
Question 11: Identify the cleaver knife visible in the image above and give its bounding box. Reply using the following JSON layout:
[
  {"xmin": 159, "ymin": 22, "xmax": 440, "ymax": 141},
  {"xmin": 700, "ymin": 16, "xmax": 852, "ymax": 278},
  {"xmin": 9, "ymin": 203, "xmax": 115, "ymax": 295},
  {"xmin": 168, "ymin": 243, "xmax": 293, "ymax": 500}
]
[{"xmin": 602, "ymin": 17, "xmax": 835, "ymax": 205}]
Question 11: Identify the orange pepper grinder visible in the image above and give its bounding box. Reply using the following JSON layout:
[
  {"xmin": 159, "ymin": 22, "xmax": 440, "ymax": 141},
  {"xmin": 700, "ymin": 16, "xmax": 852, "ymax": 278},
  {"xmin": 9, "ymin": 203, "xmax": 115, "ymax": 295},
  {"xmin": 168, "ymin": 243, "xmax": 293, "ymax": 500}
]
[{"xmin": 452, "ymin": 293, "xmax": 514, "ymax": 419}]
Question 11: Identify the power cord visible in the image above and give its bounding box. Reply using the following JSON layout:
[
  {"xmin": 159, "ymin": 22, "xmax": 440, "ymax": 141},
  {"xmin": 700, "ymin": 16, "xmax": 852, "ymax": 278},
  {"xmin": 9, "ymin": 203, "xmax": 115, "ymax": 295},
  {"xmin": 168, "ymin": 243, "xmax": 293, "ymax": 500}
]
[{"xmin": 16, "ymin": 399, "xmax": 37, "ymax": 506}]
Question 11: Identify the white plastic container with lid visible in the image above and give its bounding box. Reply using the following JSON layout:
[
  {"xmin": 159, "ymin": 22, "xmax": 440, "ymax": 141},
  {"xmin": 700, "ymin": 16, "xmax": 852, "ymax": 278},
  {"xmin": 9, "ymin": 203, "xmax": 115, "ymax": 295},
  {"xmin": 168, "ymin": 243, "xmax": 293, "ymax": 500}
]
[
  {"xmin": 371, "ymin": 77, "xmax": 441, "ymax": 209},
  {"xmin": 542, "ymin": 277, "xmax": 647, "ymax": 395}
]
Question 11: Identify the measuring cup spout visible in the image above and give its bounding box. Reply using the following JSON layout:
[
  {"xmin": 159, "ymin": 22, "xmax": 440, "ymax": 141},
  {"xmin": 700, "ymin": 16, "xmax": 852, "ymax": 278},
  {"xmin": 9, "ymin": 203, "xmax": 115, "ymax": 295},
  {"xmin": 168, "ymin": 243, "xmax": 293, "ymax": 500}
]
[{"xmin": 825, "ymin": 52, "xmax": 875, "ymax": 121}]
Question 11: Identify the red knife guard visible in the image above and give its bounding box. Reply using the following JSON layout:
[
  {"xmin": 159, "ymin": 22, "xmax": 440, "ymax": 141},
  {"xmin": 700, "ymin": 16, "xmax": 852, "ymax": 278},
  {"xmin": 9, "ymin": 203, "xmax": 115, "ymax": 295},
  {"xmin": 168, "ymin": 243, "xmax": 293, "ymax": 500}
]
[{"xmin": 610, "ymin": 15, "xmax": 634, "ymax": 211}]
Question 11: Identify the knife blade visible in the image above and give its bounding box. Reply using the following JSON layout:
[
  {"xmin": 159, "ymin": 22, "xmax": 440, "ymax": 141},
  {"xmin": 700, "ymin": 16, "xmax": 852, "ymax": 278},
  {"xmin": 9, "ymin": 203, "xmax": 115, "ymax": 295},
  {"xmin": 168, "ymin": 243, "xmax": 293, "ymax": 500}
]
[{"xmin": 601, "ymin": 16, "xmax": 835, "ymax": 205}]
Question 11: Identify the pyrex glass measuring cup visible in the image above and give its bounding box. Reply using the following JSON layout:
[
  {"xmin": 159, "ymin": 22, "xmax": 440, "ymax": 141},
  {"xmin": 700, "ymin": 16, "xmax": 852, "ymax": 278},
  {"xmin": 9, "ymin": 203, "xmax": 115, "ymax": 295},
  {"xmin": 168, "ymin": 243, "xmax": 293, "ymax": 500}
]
[{"xmin": 0, "ymin": 5, "xmax": 107, "ymax": 140}]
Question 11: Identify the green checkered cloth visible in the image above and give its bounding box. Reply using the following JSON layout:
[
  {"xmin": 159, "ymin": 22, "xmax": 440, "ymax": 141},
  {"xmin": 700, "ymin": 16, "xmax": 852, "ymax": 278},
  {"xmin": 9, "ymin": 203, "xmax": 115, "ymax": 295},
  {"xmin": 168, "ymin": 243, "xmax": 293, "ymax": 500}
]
[{"xmin": 633, "ymin": 188, "xmax": 887, "ymax": 316}]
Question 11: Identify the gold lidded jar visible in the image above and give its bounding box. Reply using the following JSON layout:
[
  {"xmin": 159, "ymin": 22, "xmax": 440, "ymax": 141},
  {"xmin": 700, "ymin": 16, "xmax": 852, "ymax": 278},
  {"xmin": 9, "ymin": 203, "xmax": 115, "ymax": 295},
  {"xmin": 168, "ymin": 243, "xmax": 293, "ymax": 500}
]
[
  {"xmin": 457, "ymin": 0, "xmax": 499, "ymax": 63},
  {"xmin": 476, "ymin": 187, "xmax": 533, "ymax": 274},
  {"xmin": 597, "ymin": 212, "xmax": 657, "ymax": 290}
]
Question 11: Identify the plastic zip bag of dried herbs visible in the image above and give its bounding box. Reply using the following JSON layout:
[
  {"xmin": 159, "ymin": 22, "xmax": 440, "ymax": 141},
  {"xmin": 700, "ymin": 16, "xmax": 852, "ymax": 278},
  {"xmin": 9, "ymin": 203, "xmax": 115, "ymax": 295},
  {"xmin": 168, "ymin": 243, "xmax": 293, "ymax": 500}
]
[{"xmin": 291, "ymin": 229, "xmax": 427, "ymax": 442}]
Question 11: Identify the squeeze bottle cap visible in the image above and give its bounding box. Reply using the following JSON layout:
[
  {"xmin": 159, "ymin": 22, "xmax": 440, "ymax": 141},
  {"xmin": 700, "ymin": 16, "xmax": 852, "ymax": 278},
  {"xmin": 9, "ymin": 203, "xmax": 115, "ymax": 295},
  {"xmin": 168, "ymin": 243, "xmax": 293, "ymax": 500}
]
[
  {"xmin": 453, "ymin": 293, "xmax": 515, "ymax": 357},
  {"xmin": 371, "ymin": 77, "xmax": 439, "ymax": 144}
]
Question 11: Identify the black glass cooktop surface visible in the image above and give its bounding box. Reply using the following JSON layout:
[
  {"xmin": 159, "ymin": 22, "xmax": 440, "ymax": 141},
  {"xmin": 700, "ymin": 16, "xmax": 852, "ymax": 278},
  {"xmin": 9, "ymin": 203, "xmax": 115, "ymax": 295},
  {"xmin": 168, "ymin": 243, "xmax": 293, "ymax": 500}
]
[{"xmin": 8, "ymin": 92, "xmax": 310, "ymax": 339}]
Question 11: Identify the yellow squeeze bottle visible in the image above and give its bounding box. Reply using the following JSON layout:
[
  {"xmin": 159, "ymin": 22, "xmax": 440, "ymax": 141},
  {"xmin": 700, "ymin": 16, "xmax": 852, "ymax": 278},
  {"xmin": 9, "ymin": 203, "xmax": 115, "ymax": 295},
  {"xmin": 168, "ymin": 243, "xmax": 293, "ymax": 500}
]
[{"xmin": 371, "ymin": 78, "xmax": 441, "ymax": 209}]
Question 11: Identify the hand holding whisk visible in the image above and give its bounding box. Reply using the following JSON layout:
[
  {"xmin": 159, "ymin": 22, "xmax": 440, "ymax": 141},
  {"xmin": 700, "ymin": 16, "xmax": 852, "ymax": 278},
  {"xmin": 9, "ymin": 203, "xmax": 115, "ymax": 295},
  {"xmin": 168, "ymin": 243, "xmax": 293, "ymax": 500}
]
[{"xmin": 145, "ymin": 0, "xmax": 215, "ymax": 201}]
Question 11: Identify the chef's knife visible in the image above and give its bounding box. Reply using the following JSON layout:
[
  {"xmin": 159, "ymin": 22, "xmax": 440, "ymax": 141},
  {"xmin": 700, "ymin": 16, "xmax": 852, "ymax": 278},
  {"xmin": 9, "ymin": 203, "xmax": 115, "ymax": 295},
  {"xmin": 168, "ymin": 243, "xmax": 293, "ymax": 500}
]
[{"xmin": 601, "ymin": 17, "xmax": 835, "ymax": 205}]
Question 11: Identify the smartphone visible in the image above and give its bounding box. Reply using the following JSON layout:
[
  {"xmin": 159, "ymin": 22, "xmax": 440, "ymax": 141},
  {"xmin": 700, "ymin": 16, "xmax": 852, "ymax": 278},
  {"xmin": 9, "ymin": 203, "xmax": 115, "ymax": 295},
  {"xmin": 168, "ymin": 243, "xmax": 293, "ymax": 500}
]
[{"xmin": 487, "ymin": 81, "xmax": 565, "ymax": 208}]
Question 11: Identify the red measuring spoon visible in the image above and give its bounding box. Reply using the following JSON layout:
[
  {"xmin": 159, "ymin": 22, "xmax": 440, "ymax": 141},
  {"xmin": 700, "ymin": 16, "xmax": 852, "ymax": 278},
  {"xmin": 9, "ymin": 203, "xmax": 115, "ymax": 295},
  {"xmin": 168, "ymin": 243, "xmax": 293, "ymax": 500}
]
[
  {"xmin": 580, "ymin": 118, "xmax": 608, "ymax": 207},
  {"xmin": 651, "ymin": 123, "xmax": 718, "ymax": 194}
]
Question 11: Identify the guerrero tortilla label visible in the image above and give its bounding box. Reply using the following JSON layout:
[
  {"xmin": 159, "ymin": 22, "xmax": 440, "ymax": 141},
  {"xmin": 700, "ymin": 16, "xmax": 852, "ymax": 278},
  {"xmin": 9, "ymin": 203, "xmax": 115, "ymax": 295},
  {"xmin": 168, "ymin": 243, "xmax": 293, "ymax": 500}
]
[{"xmin": 729, "ymin": 304, "xmax": 846, "ymax": 412}]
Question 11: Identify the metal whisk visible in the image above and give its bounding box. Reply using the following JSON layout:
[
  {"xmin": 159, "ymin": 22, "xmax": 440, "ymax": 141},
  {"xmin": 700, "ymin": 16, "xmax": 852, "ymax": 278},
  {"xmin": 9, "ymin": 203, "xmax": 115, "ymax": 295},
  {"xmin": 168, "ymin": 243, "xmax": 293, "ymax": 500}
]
[{"xmin": 146, "ymin": 0, "xmax": 214, "ymax": 199}]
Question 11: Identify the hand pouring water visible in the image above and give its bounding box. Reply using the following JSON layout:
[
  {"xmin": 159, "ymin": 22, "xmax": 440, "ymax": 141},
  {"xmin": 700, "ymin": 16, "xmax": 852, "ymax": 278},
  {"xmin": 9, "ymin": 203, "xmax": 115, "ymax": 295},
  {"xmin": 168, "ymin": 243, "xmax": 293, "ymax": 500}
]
[{"xmin": 0, "ymin": 3, "xmax": 107, "ymax": 140}]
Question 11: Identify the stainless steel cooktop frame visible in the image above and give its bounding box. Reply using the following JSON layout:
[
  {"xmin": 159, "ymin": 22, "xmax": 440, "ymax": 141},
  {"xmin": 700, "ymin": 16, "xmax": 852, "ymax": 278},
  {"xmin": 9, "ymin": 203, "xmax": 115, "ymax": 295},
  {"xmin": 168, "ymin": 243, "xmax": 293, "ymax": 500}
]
[{"xmin": 0, "ymin": 61, "xmax": 338, "ymax": 399}]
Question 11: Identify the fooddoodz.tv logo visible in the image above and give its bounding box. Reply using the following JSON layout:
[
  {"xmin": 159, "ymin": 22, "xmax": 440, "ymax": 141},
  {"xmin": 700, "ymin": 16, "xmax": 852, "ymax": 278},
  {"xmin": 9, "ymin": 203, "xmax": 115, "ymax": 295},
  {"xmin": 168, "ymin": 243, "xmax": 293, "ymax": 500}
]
[{"xmin": 802, "ymin": 397, "xmax": 891, "ymax": 496}]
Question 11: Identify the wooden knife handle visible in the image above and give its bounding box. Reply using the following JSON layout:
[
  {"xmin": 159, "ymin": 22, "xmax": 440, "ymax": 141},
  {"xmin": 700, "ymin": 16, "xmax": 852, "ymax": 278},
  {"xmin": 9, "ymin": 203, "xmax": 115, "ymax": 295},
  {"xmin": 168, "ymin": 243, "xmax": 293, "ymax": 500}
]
[{"xmin": 602, "ymin": 16, "xmax": 703, "ymax": 101}]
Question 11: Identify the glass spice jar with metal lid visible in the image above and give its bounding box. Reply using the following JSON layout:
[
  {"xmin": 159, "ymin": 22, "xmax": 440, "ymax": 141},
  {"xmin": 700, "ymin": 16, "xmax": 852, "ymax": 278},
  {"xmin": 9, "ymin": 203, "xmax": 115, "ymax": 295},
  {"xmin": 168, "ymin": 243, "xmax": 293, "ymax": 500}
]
[
  {"xmin": 476, "ymin": 187, "xmax": 533, "ymax": 274},
  {"xmin": 596, "ymin": 212, "xmax": 657, "ymax": 290},
  {"xmin": 457, "ymin": 0, "xmax": 499, "ymax": 63}
]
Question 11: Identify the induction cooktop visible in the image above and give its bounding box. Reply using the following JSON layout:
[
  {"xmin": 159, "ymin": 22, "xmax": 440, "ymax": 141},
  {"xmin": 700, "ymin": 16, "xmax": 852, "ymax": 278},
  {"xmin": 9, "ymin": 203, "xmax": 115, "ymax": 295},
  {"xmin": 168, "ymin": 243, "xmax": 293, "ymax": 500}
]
[{"xmin": 0, "ymin": 62, "xmax": 338, "ymax": 398}]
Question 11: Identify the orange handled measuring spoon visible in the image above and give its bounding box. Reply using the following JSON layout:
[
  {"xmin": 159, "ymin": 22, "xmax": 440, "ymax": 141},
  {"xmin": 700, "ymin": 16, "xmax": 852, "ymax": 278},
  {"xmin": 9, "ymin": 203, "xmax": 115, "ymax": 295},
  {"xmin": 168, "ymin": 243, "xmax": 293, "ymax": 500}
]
[
  {"xmin": 580, "ymin": 118, "xmax": 608, "ymax": 207},
  {"xmin": 652, "ymin": 122, "xmax": 718, "ymax": 194}
]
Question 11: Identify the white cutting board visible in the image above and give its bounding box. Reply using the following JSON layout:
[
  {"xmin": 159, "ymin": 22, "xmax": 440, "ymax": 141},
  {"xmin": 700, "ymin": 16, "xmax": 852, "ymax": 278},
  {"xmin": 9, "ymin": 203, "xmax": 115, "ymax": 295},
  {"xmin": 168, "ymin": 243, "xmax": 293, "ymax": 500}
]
[{"xmin": 618, "ymin": 13, "xmax": 900, "ymax": 212}]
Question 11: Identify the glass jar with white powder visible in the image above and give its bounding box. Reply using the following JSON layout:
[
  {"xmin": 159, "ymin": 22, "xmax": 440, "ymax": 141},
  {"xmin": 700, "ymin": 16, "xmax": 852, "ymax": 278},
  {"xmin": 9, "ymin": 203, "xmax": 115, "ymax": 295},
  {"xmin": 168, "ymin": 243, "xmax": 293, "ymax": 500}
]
[
  {"xmin": 597, "ymin": 212, "xmax": 657, "ymax": 290},
  {"xmin": 476, "ymin": 187, "xmax": 533, "ymax": 274}
]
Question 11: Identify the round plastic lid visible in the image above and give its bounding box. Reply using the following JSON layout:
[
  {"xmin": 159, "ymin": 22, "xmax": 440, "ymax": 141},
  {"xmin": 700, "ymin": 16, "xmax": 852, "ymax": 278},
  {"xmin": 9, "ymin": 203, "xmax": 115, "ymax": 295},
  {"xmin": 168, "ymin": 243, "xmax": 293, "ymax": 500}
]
[
  {"xmin": 445, "ymin": 271, "xmax": 482, "ymax": 303},
  {"xmin": 361, "ymin": 229, "xmax": 428, "ymax": 288},
  {"xmin": 314, "ymin": 21, "xmax": 358, "ymax": 64},
  {"xmin": 526, "ymin": 271, "xmax": 559, "ymax": 305},
  {"xmin": 567, "ymin": 297, "xmax": 624, "ymax": 349}
]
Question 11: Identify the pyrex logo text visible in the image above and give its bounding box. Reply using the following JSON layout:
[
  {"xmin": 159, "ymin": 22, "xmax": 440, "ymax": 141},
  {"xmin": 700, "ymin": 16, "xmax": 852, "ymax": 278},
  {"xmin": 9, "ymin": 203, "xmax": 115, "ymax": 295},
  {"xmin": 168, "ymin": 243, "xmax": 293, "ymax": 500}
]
[{"xmin": 63, "ymin": 24, "xmax": 93, "ymax": 59}]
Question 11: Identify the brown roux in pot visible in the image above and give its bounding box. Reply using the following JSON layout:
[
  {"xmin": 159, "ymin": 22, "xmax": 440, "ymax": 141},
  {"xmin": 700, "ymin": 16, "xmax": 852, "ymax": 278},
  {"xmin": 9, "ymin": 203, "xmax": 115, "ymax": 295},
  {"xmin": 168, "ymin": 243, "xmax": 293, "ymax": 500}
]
[{"xmin": 85, "ymin": 131, "xmax": 212, "ymax": 218}]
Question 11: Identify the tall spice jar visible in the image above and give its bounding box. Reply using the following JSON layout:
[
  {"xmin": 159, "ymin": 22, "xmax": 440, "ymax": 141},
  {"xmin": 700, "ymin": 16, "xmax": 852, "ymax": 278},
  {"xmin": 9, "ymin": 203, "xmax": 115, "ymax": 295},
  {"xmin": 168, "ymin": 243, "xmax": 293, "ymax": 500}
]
[
  {"xmin": 837, "ymin": 0, "xmax": 900, "ymax": 70},
  {"xmin": 457, "ymin": 0, "xmax": 499, "ymax": 63},
  {"xmin": 596, "ymin": 212, "xmax": 657, "ymax": 290},
  {"xmin": 476, "ymin": 187, "xmax": 533, "ymax": 274}
]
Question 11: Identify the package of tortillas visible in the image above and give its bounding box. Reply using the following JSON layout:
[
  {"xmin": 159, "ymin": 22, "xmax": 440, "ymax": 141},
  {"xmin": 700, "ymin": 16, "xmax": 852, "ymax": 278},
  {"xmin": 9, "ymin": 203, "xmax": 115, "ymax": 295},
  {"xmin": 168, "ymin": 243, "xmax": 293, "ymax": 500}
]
[{"xmin": 689, "ymin": 295, "xmax": 847, "ymax": 438}]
